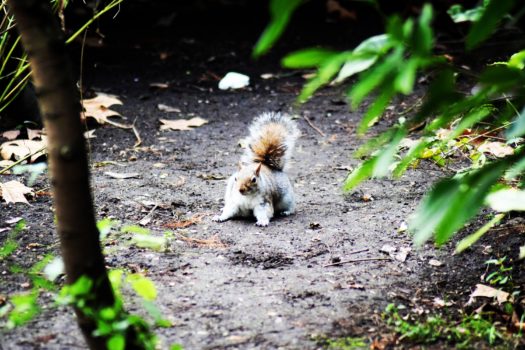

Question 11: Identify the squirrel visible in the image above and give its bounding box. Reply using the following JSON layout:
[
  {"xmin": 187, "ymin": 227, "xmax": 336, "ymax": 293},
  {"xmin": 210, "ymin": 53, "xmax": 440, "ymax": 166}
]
[{"xmin": 213, "ymin": 112, "xmax": 300, "ymax": 226}]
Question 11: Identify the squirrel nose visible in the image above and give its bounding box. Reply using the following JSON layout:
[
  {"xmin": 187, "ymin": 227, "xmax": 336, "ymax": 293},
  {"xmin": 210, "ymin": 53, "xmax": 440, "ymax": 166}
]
[{"xmin": 239, "ymin": 188, "xmax": 246, "ymax": 195}]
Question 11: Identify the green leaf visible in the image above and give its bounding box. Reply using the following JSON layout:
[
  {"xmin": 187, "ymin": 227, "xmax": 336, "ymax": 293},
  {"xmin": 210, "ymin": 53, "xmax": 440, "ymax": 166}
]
[
  {"xmin": 131, "ymin": 234, "xmax": 167, "ymax": 251},
  {"xmin": 446, "ymin": 105, "xmax": 495, "ymax": 140},
  {"xmin": 7, "ymin": 292, "xmax": 40, "ymax": 328},
  {"xmin": 333, "ymin": 56, "xmax": 378, "ymax": 84},
  {"xmin": 107, "ymin": 334, "xmax": 125, "ymax": 350},
  {"xmin": 99, "ymin": 306, "xmax": 117, "ymax": 321},
  {"xmin": 393, "ymin": 138, "xmax": 432, "ymax": 178},
  {"xmin": 504, "ymin": 153, "xmax": 525, "ymax": 180},
  {"xmin": 298, "ymin": 53, "xmax": 349, "ymax": 102},
  {"xmin": 394, "ymin": 58, "xmax": 418, "ymax": 94},
  {"xmin": 349, "ymin": 48, "xmax": 402, "ymax": 109},
  {"xmin": 507, "ymin": 106, "xmax": 525, "ymax": 139},
  {"xmin": 411, "ymin": 160, "xmax": 511, "ymax": 246},
  {"xmin": 97, "ymin": 218, "xmax": 117, "ymax": 239},
  {"xmin": 372, "ymin": 127, "xmax": 407, "ymax": 177},
  {"xmin": 69, "ymin": 275, "xmax": 93, "ymax": 297},
  {"xmin": 448, "ymin": 4, "xmax": 485, "ymax": 23},
  {"xmin": 508, "ymin": 50, "xmax": 525, "ymax": 69},
  {"xmin": 121, "ymin": 224, "xmax": 150, "ymax": 235},
  {"xmin": 281, "ymin": 48, "xmax": 338, "ymax": 69},
  {"xmin": 344, "ymin": 128, "xmax": 406, "ymax": 190},
  {"xmin": 412, "ymin": 4, "xmax": 433, "ymax": 56},
  {"xmin": 354, "ymin": 128, "xmax": 396, "ymax": 158},
  {"xmin": 170, "ymin": 345, "xmax": 184, "ymax": 350},
  {"xmin": 343, "ymin": 157, "xmax": 377, "ymax": 192},
  {"xmin": 253, "ymin": 0, "xmax": 303, "ymax": 58},
  {"xmin": 142, "ymin": 300, "xmax": 172, "ymax": 327},
  {"xmin": 416, "ymin": 69, "xmax": 460, "ymax": 121},
  {"xmin": 108, "ymin": 269, "xmax": 124, "ymax": 295},
  {"xmin": 455, "ymin": 213, "xmax": 504, "ymax": 253},
  {"xmin": 466, "ymin": 0, "xmax": 515, "ymax": 50},
  {"xmin": 358, "ymin": 85, "xmax": 395, "ymax": 134},
  {"xmin": 479, "ymin": 65, "xmax": 523, "ymax": 88},
  {"xmin": 126, "ymin": 274, "xmax": 157, "ymax": 301},
  {"xmin": 354, "ymin": 34, "xmax": 391, "ymax": 54},
  {"xmin": 486, "ymin": 189, "xmax": 525, "ymax": 211}
]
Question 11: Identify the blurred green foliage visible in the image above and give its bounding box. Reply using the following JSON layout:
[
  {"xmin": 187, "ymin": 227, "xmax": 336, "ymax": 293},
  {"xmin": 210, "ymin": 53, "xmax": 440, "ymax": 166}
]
[{"xmin": 256, "ymin": 0, "xmax": 525, "ymax": 249}]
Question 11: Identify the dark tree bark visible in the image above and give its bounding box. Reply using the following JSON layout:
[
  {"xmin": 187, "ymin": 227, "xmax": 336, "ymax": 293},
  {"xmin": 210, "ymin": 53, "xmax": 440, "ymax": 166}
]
[{"xmin": 5, "ymin": 1, "xmax": 127, "ymax": 349}]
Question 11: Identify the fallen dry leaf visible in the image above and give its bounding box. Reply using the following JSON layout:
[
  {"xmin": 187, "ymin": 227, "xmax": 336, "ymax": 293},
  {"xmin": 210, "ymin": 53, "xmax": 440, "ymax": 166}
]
[
  {"xmin": 429, "ymin": 259, "xmax": 443, "ymax": 267},
  {"xmin": 395, "ymin": 247, "xmax": 411, "ymax": 262},
  {"xmin": 468, "ymin": 284, "xmax": 511, "ymax": 304},
  {"xmin": 0, "ymin": 160, "xmax": 15, "ymax": 168},
  {"xmin": 478, "ymin": 141, "xmax": 514, "ymax": 158},
  {"xmin": 5, "ymin": 217, "xmax": 23, "ymax": 224},
  {"xmin": 164, "ymin": 214, "xmax": 204, "ymax": 229},
  {"xmin": 0, "ymin": 139, "xmax": 46, "ymax": 162},
  {"xmin": 0, "ymin": 180, "xmax": 33, "ymax": 204},
  {"xmin": 160, "ymin": 117, "xmax": 208, "ymax": 131},
  {"xmin": 104, "ymin": 171, "xmax": 141, "ymax": 179},
  {"xmin": 84, "ymin": 130, "xmax": 97, "ymax": 139},
  {"xmin": 150, "ymin": 82, "xmax": 170, "ymax": 89},
  {"xmin": 197, "ymin": 173, "xmax": 226, "ymax": 180},
  {"xmin": 2, "ymin": 130, "xmax": 20, "ymax": 140},
  {"xmin": 26, "ymin": 128, "xmax": 43, "ymax": 140},
  {"xmin": 157, "ymin": 104, "xmax": 181, "ymax": 113},
  {"xmin": 82, "ymin": 92, "xmax": 124, "ymax": 124}
]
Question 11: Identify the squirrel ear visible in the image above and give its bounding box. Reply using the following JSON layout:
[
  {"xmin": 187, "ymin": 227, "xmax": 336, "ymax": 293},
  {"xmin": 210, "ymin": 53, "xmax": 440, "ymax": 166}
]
[{"xmin": 255, "ymin": 162, "xmax": 262, "ymax": 176}]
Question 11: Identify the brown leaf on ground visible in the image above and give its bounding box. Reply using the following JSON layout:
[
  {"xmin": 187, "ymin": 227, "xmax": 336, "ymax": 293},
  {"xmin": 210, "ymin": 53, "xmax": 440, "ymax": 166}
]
[
  {"xmin": 0, "ymin": 180, "xmax": 33, "ymax": 204},
  {"xmin": 157, "ymin": 104, "xmax": 181, "ymax": 113},
  {"xmin": 0, "ymin": 139, "xmax": 47, "ymax": 162},
  {"xmin": 165, "ymin": 214, "xmax": 204, "ymax": 229},
  {"xmin": 478, "ymin": 141, "xmax": 514, "ymax": 158},
  {"xmin": 0, "ymin": 160, "xmax": 15, "ymax": 168},
  {"xmin": 174, "ymin": 232, "xmax": 227, "ymax": 248},
  {"xmin": 2, "ymin": 130, "xmax": 20, "ymax": 140},
  {"xmin": 197, "ymin": 173, "xmax": 226, "ymax": 180},
  {"xmin": 160, "ymin": 117, "xmax": 208, "ymax": 131},
  {"xmin": 104, "ymin": 171, "xmax": 141, "ymax": 179},
  {"xmin": 468, "ymin": 284, "xmax": 512, "ymax": 304},
  {"xmin": 82, "ymin": 92, "xmax": 124, "ymax": 124},
  {"xmin": 26, "ymin": 128, "xmax": 44, "ymax": 140},
  {"xmin": 150, "ymin": 82, "xmax": 170, "ymax": 89},
  {"xmin": 370, "ymin": 334, "xmax": 397, "ymax": 350}
]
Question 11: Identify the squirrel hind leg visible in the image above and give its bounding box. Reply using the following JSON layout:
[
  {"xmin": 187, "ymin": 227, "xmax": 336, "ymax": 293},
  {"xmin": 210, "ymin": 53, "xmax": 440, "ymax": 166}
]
[{"xmin": 276, "ymin": 191, "xmax": 295, "ymax": 217}]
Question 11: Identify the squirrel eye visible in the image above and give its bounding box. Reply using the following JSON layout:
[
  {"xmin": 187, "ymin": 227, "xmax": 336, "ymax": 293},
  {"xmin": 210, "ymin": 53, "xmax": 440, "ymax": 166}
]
[
  {"xmin": 251, "ymin": 177, "xmax": 257, "ymax": 183},
  {"xmin": 234, "ymin": 177, "xmax": 237, "ymax": 181}
]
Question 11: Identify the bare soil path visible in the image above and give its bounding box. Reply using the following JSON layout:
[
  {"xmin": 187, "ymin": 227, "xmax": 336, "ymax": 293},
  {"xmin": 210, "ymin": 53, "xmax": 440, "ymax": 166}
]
[{"xmin": 1, "ymin": 4, "xmax": 523, "ymax": 349}]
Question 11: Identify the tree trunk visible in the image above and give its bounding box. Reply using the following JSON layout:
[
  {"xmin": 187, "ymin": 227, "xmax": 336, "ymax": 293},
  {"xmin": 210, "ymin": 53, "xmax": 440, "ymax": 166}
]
[{"xmin": 6, "ymin": 1, "xmax": 116, "ymax": 348}]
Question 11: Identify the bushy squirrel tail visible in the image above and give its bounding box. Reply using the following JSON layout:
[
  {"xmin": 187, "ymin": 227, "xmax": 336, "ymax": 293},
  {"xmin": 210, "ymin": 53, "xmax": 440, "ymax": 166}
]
[{"xmin": 243, "ymin": 112, "xmax": 300, "ymax": 170}]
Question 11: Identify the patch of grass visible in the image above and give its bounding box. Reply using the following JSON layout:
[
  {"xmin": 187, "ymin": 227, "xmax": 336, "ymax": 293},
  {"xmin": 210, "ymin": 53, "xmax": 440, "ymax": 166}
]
[
  {"xmin": 384, "ymin": 304, "xmax": 507, "ymax": 348},
  {"xmin": 313, "ymin": 335, "xmax": 368, "ymax": 350},
  {"xmin": 326, "ymin": 336, "xmax": 367, "ymax": 350},
  {"xmin": 0, "ymin": 220, "xmax": 26, "ymax": 261}
]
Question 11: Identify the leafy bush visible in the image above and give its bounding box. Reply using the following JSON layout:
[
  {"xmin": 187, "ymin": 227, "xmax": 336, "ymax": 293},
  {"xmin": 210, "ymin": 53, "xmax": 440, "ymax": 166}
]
[{"xmin": 255, "ymin": 0, "xmax": 525, "ymax": 250}]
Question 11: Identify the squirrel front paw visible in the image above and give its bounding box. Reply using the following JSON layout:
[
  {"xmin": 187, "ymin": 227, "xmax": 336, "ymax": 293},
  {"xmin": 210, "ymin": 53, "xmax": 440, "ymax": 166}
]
[
  {"xmin": 213, "ymin": 215, "xmax": 225, "ymax": 222},
  {"xmin": 255, "ymin": 219, "xmax": 269, "ymax": 227}
]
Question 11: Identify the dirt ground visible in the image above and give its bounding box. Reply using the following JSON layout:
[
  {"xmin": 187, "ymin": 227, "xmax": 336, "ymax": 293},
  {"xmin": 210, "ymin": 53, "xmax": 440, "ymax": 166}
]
[{"xmin": 1, "ymin": 3, "xmax": 525, "ymax": 349}]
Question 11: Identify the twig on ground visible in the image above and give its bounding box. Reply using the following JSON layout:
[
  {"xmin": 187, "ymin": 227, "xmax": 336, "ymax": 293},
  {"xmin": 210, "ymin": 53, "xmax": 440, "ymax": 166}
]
[
  {"xmin": 324, "ymin": 257, "xmax": 391, "ymax": 267},
  {"xmin": 304, "ymin": 116, "xmax": 325, "ymax": 137}
]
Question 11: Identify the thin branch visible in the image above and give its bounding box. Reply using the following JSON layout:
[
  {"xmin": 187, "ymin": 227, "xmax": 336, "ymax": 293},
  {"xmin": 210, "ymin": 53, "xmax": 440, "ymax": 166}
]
[
  {"xmin": 324, "ymin": 257, "xmax": 391, "ymax": 267},
  {"xmin": 304, "ymin": 116, "xmax": 325, "ymax": 137},
  {"xmin": 0, "ymin": 146, "xmax": 46, "ymax": 175}
]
